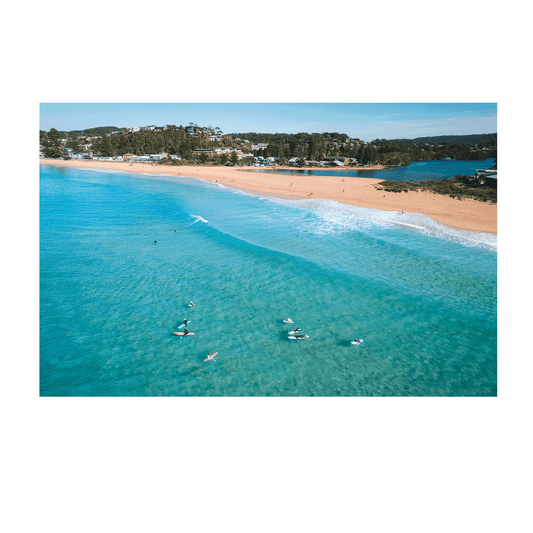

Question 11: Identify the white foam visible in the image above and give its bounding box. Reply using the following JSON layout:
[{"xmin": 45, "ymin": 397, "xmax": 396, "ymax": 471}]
[
  {"xmin": 189, "ymin": 215, "xmax": 208, "ymax": 225},
  {"xmin": 272, "ymin": 198, "xmax": 497, "ymax": 251}
]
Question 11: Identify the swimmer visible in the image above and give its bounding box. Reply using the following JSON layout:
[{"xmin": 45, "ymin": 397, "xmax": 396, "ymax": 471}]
[{"xmin": 189, "ymin": 301, "xmax": 194, "ymax": 307}]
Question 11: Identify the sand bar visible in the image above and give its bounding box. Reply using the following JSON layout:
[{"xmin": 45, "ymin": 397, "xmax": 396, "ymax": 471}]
[{"xmin": 40, "ymin": 159, "xmax": 497, "ymax": 234}]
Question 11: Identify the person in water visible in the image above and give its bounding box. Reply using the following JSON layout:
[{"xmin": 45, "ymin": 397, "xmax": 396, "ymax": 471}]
[
  {"xmin": 189, "ymin": 301, "xmax": 194, "ymax": 307},
  {"xmin": 203, "ymin": 352, "xmax": 216, "ymax": 362},
  {"xmin": 183, "ymin": 319, "xmax": 187, "ymax": 327},
  {"xmin": 154, "ymin": 240, "xmax": 157, "ymax": 244},
  {"xmin": 183, "ymin": 328, "xmax": 189, "ymax": 335}
]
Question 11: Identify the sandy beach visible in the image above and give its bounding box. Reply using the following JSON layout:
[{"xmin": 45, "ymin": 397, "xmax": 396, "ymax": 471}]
[{"xmin": 40, "ymin": 159, "xmax": 497, "ymax": 234}]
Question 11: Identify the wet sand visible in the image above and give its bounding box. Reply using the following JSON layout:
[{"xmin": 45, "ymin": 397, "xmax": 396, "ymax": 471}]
[{"xmin": 40, "ymin": 159, "xmax": 497, "ymax": 234}]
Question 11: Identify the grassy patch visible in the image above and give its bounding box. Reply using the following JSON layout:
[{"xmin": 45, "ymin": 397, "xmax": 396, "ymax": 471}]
[{"xmin": 373, "ymin": 175, "xmax": 497, "ymax": 204}]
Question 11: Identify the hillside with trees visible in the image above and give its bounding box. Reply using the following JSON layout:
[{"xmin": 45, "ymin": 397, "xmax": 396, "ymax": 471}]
[
  {"xmin": 40, "ymin": 125, "xmax": 497, "ymax": 166},
  {"xmin": 397, "ymin": 133, "xmax": 497, "ymax": 146}
]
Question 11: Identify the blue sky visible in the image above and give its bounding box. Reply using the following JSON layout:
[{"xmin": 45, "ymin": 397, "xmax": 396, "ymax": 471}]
[{"xmin": 40, "ymin": 103, "xmax": 497, "ymax": 141}]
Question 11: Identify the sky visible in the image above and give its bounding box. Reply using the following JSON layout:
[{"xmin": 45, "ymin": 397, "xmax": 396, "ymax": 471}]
[{"xmin": 39, "ymin": 103, "xmax": 497, "ymax": 142}]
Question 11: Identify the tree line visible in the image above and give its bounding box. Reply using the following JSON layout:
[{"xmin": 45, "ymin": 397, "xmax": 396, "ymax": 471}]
[{"xmin": 40, "ymin": 126, "xmax": 497, "ymax": 165}]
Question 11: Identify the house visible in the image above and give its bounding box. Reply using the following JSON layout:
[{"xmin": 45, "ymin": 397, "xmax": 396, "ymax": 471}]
[
  {"xmin": 208, "ymin": 134, "xmax": 222, "ymax": 142},
  {"xmin": 322, "ymin": 157, "xmax": 345, "ymax": 166},
  {"xmin": 251, "ymin": 143, "xmax": 269, "ymax": 151}
]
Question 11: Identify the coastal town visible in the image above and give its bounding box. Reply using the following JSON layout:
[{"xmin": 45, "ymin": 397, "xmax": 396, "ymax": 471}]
[{"xmin": 39, "ymin": 123, "xmax": 497, "ymax": 171}]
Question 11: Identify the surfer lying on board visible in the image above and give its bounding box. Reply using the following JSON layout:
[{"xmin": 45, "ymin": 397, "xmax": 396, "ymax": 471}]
[
  {"xmin": 203, "ymin": 352, "xmax": 218, "ymax": 362},
  {"xmin": 285, "ymin": 318, "xmax": 294, "ymax": 323}
]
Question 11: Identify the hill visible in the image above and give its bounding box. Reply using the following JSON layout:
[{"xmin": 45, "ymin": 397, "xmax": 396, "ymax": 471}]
[
  {"xmin": 58, "ymin": 126, "xmax": 127, "ymax": 137},
  {"xmin": 394, "ymin": 133, "xmax": 497, "ymax": 146}
]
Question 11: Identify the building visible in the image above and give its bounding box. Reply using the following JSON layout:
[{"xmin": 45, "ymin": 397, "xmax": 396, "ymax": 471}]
[{"xmin": 251, "ymin": 143, "xmax": 269, "ymax": 151}]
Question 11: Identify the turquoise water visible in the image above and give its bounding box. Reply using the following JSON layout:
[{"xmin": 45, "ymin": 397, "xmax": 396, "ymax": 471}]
[
  {"xmin": 40, "ymin": 165, "xmax": 497, "ymax": 396},
  {"xmin": 254, "ymin": 158, "xmax": 496, "ymax": 181}
]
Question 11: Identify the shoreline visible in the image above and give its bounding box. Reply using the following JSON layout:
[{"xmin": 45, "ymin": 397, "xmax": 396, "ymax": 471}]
[{"xmin": 40, "ymin": 159, "xmax": 497, "ymax": 234}]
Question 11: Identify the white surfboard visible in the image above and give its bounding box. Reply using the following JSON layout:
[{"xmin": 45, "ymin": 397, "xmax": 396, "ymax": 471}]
[
  {"xmin": 203, "ymin": 351, "xmax": 218, "ymax": 362},
  {"xmin": 283, "ymin": 319, "xmax": 294, "ymax": 324},
  {"xmin": 288, "ymin": 335, "xmax": 309, "ymax": 339},
  {"xmin": 288, "ymin": 329, "xmax": 303, "ymax": 335},
  {"xmin": 351, "ymin": 339, "xmax": 364, "ymax": 345}
]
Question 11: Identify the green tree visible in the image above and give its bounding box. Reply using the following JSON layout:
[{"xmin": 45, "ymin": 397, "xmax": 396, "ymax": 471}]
[
  {"xmin": 42, "ymin": 128, "xmax": 66, "ymax": 158},
  {"xmin": 98, "ymin": 135, "xmax": 114, "ymax": 157},
  {"xmin": 230, "ymin": 151, "xmax": 239, "ymax": 165}
]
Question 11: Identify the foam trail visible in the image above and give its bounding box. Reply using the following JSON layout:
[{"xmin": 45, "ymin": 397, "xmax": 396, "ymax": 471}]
[
  {"xmin": 189, "ymin": 215, "xmax": 209, "ymax": 226},
  {"xmin": 273, "ymin": 198, "xmax": 497, "ymax": 251}
]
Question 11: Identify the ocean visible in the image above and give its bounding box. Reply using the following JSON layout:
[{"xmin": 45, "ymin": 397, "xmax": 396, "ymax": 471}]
[{"xmin": 40, "ymin": 164, "xmax": 497, "ymax": 396}]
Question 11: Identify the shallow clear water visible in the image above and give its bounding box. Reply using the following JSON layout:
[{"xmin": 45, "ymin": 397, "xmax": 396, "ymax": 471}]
[
  {"xmin": 40, "ymin": 165, "xmax": 497, "ymax": 396},
  {"xmin": 254, "ymin": 158, "xmax": 496, "ymax": 181}
]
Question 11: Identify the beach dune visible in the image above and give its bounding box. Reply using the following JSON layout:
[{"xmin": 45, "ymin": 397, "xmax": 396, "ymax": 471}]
[{"xmin": 40, "ymin": 159, "xmax": 497, "ymax": 234}]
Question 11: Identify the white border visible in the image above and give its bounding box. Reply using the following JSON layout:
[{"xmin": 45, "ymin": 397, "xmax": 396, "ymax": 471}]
[{"xmin": 17, "ymin": 84, "xmax": 516, "ymax": 416}]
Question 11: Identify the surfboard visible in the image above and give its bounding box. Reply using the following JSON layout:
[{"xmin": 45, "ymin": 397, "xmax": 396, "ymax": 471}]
[
  {"xmin": 351, "ymin": 339, "xmax": 364, "ymax": 345},
  {"xmin": 173, "ymin": 332, "xmax": 195, "ymax": 336},
  {"xmin": 203, "ymin": 351, "xmax": 218, "ymax": 362},
  {"xmin": 288, "ymin": 329, "xmax": 303, "ymax": 335},
  {"xmin": 283, "ymin": 319, "xmax": 294, "ymax": 324},
  {"xmin": 288, "ymin": 335, "xmax": 309, "ymax": 339},
  {"xmin": 178, "ymin": 321, "xmax": 191, "ymax": 329}
]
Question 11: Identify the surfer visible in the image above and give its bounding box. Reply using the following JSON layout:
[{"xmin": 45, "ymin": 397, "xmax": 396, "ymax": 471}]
[
  {"xmin": 183, "ymin": 328, "xmax": 189, "ymax": 335},
  {"xmin": 189, "ymin": 301, "xmax": 194, "ymax": 307},
  {"xmin": 203, "ymin": 352, "xmax": 217, "ymax": 362},
  {"xmin": 285, "ymin": 318, "xmax": 294, "ymax": 323},
  {"xmin": 154, "ymin": 240, "xmax": 157, "ymax": 244}
]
